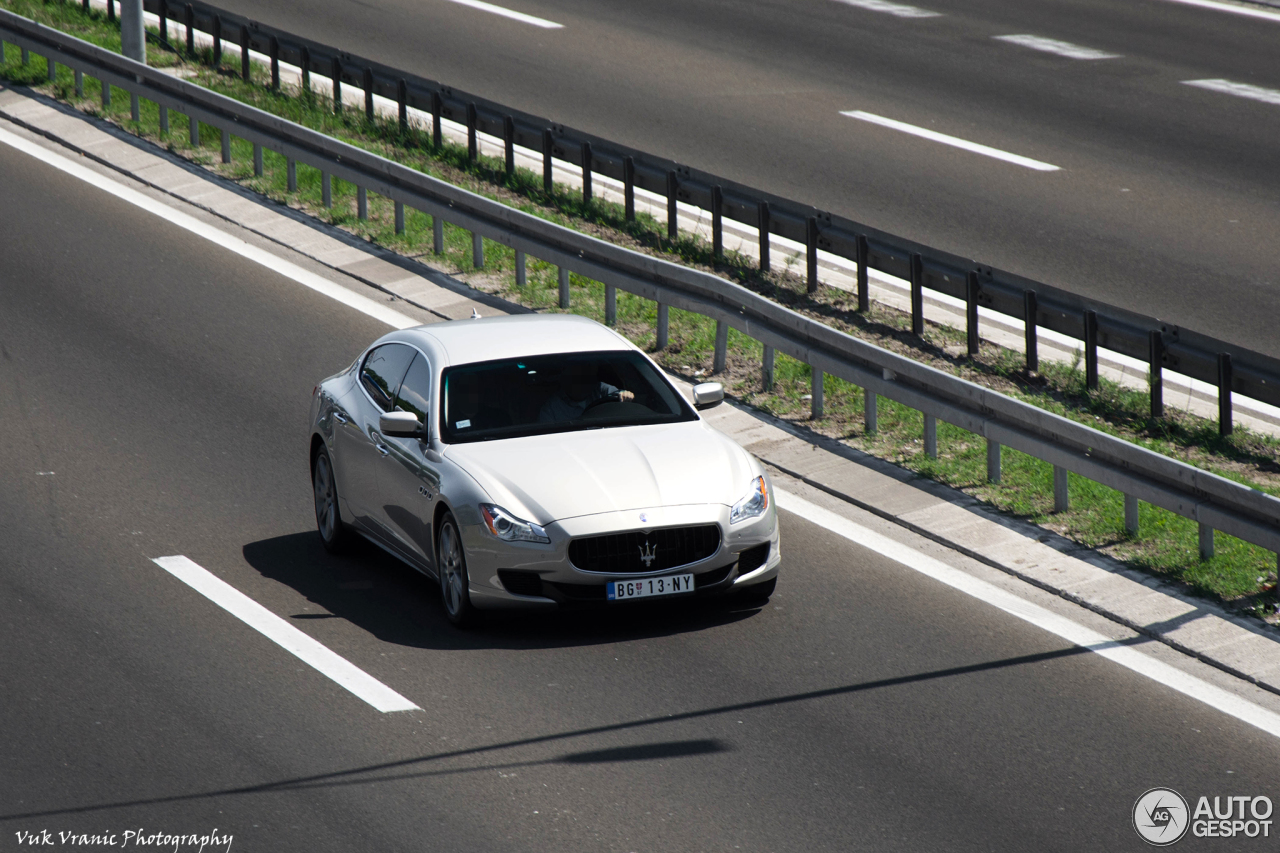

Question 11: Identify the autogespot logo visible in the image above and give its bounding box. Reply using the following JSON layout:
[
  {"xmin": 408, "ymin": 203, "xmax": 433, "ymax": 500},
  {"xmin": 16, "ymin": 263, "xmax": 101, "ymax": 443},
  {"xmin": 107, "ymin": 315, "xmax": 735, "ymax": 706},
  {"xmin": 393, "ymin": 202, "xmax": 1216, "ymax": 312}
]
[{"xmin": 1133, "ymin": 788, "xmax": 1190, "ymax": 846}]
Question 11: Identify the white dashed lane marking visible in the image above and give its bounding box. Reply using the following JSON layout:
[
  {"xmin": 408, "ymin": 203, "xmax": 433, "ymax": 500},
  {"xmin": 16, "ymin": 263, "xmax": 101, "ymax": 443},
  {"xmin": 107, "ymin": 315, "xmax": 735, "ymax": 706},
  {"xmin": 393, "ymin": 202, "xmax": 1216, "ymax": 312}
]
[
  {"xmin": 1184, "ymin": 79, "xmax": 1280, "ymax": 107},
  {"xmin": 993, "ymin": 34, "xmax": 1121, "ymax": 60},
  {"xmin": 441, "ymin": 0, "xmax": 563, "ymax": 28},
  {"xmin": 830, "ymin": 0, "xmax": 941, "ymax": 19},
  {"xmin": 840, "ymin": 110, "xmax": 1061, "ymax": 172}
]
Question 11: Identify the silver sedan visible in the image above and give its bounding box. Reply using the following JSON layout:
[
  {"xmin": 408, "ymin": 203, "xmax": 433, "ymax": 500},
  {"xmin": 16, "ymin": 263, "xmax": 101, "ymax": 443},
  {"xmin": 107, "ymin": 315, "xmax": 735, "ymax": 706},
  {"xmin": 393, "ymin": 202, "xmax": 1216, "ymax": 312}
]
[{"xmin": 308, "ymin": 314, "xmax": 780, "ymax": 626}]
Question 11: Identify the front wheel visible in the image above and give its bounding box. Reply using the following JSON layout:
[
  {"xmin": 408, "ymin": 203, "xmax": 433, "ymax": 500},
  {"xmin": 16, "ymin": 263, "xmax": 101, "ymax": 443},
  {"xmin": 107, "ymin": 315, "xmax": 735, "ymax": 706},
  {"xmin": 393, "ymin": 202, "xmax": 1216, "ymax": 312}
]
[
  {"xmin": 436, "ymin": 511, "xmax": 478, "ymax": 628},
  {"xmin": 312, "ymin": 446, "xmax": 351, "ymax": 554}
]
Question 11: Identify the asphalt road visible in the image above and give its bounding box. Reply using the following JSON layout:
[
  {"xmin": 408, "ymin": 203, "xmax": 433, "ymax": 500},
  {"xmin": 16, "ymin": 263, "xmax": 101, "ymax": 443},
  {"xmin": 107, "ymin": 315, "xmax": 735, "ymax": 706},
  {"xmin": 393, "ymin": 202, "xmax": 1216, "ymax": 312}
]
[
  {"xmin": 194, "ymin": 0, "xmax": 1280, "ymax": 357},
  {"xmin": 3, "ymin": 136, "xmax": 1280, "ymax": 851}
]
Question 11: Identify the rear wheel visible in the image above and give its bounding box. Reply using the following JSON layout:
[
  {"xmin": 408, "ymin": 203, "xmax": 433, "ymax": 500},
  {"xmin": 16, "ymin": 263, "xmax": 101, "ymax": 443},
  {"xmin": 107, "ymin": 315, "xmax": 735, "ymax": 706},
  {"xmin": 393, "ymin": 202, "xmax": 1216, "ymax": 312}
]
[
  {"xmin": 436, "ymin": 511, "xmax": 478, "ymax": 628},
  {"xmin": 312, "ymin": 446, "xmax": 351, "ymax": 554}
]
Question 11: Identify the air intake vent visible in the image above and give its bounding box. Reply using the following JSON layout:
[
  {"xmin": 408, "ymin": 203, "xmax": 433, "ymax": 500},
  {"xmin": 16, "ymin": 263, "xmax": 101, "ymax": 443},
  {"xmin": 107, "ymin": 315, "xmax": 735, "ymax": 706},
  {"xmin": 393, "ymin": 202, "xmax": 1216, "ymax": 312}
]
[
  {"xmin": 736, "ymin": 543, "xmax": 770, "ymax": 576},
  {"xmin": 497, "ymin": 570, "xmax": 543, "ymax": 597}
]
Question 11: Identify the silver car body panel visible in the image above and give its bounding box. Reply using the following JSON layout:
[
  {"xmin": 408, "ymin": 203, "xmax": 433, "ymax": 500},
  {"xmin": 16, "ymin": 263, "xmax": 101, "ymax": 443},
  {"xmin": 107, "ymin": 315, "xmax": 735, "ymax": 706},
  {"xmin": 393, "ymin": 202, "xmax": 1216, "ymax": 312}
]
[{"xmin": 309, "ymin": 314, "xmax": 780, "ymax": 610}]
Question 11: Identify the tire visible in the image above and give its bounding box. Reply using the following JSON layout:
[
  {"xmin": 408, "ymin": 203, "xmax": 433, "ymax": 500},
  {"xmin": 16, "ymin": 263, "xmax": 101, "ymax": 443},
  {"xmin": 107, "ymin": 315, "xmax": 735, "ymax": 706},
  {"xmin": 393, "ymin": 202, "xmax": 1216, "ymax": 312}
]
[
  {"xmin": 735, "ymin": 577, "xmax": 776, "ymax": 605},
  {"xmin": 436, "ymin": 511, "xmax": 478, "ymax": 628},
  {"xmin": 312, "ymin": 446, "xmax": 352, "ymax": 554}
]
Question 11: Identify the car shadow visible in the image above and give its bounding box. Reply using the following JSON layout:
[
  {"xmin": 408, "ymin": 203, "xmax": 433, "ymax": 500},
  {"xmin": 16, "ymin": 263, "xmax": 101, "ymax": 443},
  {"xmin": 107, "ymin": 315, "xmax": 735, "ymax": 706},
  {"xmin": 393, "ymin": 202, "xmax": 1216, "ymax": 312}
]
[{"xmin": 242, "ymin": 532, "xmax": 761, "ymax": 651}]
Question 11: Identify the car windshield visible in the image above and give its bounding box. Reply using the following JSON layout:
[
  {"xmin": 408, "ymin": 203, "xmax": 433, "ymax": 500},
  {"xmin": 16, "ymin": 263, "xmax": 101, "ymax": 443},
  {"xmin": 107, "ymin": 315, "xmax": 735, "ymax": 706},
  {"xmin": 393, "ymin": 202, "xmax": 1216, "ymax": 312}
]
[{"xmin": 440, "ymin": 350, "xmax": 696, "ymax": 443}]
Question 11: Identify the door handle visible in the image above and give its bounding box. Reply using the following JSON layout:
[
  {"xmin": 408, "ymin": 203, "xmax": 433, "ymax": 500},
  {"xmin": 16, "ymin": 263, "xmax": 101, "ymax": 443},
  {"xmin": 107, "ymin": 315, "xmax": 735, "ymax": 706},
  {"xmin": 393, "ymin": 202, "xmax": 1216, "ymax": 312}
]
[
  {"xmin": 332, "ymin": 412, "xmax": 349, "ymax": 425},
  {"xmin": 376, "ymin": 444, "xmax": 391, "ymax": 457}
]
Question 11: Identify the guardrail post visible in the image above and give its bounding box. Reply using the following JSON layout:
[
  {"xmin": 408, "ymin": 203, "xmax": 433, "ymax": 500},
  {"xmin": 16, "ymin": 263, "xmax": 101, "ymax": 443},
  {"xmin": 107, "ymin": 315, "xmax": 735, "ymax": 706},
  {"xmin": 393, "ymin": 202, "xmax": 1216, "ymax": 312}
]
[
  {"xmin": 466, "ymin": 103, "xmax": 477, "ymax": 162},
  {"xmin": 160, "ymin": 0, "xmax": 168, "ymax": 45},
  {"xmin": 159, "ymin": 104, "xmax": 167, "ymax": 133},
  {"xmin": 301, "ymin": 47, "xmax": 311, "ymax": 93},
  {"xmin": 47, "ymin": 56, "xmax": 55, "ymax": 83},
  {"xmin": 1053, "ymin": 465, "xmax": 1068, "ymax": 512},
  {"xmin": 471, "ymin": 231, "xmax": 482, "ymax": 267},
  {"xmin": 101, "ymin": 77, "xmax": 111, "ymax": 108},
  {"xmin": 188, "ymin": 113, "xmax": 199, "ymax": 147},
  {"xmin": 253, "ymin": 144, "xmax": 263, "ymax": 177},
  {"xmin": 965, "ymin": 270, "xmax": 980, "ymax": 357},
  {"xmin": 540, "ymin": 128, "xmax": 553, "ymax": 194},
  {"xmin": 432, "ymin": 215, "xmax": 443, "ymax": 254},
  {"xmin": 332, "ymin": 58, "xmax": 342, "ymax": 114},
  {"xmin": 581, "ymin": 141, "xmax": 592, "ymax": 203},
  {"xmin": 363, "ymin": 67, "xmax": 374, "ymax": 122},
  {"xmin": 987, "ymin": 439, "xmax": 1001, "ymax": 484},
  {"xmin": 1024, "ymin": 290, "xmax": 1038, "ymax": 373},
  {"xmin": 287, "ymin": 159, "xmax": 297, "ymax": 191},
  {"xmin": 1124, "ymin": 494, "xmax": 1139, "ymax": 536},
  {"xmin": 20, "ymin": 46, "xmax": 28, "ymax": 65},
  {"xmin": 1084, "ymin": 309, "xmax": 1099, "ymax": 390},
  {"xmin": 666, "ymin": 171, "xmax": 678, "ymax": 240},
  {"xmin": 558, "ymin": 266, "xmax": 570, "ymax": 308},
  {"xmin": 762, "ymin": 345, "xmax": 775, "ymax": 391},
  {"xmin": 394, "ymin": 201, "xmax": 404, "ymax": 234},
  {"xmin": 357, "ymin": 186, "xmax": 366, "ymax": 219},
  {"xmin": 321, "ymin": 171, "xmax": 331, "ymax": 207},
  {"xmin": 758, "ymin": 201, "xmax": 770, "ymax": 272},
  {"xmin": 1149, "ymin": 330, "xmax": 1163, "ymax": 418},
  {"xmin": 713, "ymin": 321, "xmax": 728, "ymax": 374},
  {"xmin": 864, "ymin": 388, "xmax": 877, "ymax": 435},
  {"xmin": 624, "ymin": 156, "xmax": 636, "ymax": 221},
  {"xmin": 131, "ymin": 92, "xmax": 140, "ymax": 122},
  {"xmin": 1199, "ymin": 523, "xmax": 1214, "ymax": 560},
  {"xmin": 856, "ymin": 234, "xmax": 869, "ymax": 312},
  {"xmin": 431, "ymin": 91, "xmax": 442, "ymax": 149},
  {"xmin": 605, "ymin": 285, "xmax": 617, "ymax": 326},
  {"xmin": 806, "ymin": 216, "xmax": 819, "ymax": 294},
  {"xmin": 184, "ymin": 5, "xmax": 194, "ymax": 56},
  {"xmin": 515, "ymin": 250, "xmax": 526, "ymax": 286},
  {"xmin": 910, "ymin": 252, "xmax": 924, "ymax": 336},
  {"xmin": 75, "ymin": 70, "xmax": 84, "ymax": 99},
  {"xmin": 269, "ymin": 37, "xmax": 280, "ymax": 91},
  {"xmin": 656, "ymin": 303, "xmax": 669, "ymax": 350},
  {"xmin": 395, "ymin": 78, "xmax": 407, "ymax": 133},
  {"xmin": 240, "ymin": 25, "xmax": 250, "ymax": 81},
  {"xmin": 220, "ymin": 128, "xmax": 230, "ymax": 163},
  {"xmin": 811, "ymin": 370, "xmax": 824, "ymax": 419},
  {"xmin": 1218, "ymin": 353, "xmax": 1233, "ymax": 436},
  {"xmin": 711, "ymin": 185, "xmax": 723, "ymax": 261},
  {"xmin": 502, "ymin": 115, "xmax": 514, "ymax": 178},
  {"xmin": 108, "ymin": 0, "xmax": 116, "ymax": 20},
  {"xmin": 212, "ymin": 14, "xmax": 221, "ymax": 66},
  {"xmin": 923, "ymin": 414, "xmax": 937, "ymax": 459}
]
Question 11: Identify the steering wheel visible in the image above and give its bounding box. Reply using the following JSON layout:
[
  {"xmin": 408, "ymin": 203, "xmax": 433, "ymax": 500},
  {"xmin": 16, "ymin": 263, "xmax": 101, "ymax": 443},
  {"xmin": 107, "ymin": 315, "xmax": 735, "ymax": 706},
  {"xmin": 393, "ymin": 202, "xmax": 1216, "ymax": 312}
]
[{"xmin": 581, "ymin": 392, "xmax": 622, "ymax": 413}]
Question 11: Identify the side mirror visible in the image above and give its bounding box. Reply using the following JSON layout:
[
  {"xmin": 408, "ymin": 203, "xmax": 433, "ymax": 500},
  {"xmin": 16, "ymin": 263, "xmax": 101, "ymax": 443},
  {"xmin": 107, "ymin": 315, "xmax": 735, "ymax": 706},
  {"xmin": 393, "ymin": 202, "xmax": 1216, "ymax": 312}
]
[
  {"xmin": 692, "ymin": 382, "xmax": 724, "ymax": 411},
  {"xmin": 380, "ymin": 410, "xmax": 424, "ymax": 437}
]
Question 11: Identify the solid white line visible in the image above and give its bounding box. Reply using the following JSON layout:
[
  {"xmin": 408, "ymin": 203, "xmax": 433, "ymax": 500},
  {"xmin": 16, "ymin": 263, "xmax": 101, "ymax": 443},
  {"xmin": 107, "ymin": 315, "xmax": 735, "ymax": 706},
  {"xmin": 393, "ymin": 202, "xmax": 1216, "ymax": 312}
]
[
  {"xmin": 831, "ymin": 0, "xmax": 941, "ymax": 17},
  {"xmin": 153, "ymin": 556, "xmax": 419, "ymax": 712},
  {"xmin": 0, "ymin": 126, "xmax": 418, "ymax": 331},
  {"xmin": 993, "ymin": 34, "xmax": 1120, "ymax": 60},
  {"xmin": 1184, "ymin": 78, "xmax": 1280, "ymax": 107},
  {"xmin": 442, "ymin": 0, "xmax": 564, "ymax": 28},
  {"xmin": 840, "ymin": 111, "xmax": 1061, "ymax": 171},
  {"xmin": 1157, "ymin": 0, "xmax": 1280, "ymax": 23},
  {"xmin": 774, "ymin": 489, "xmax": 1280, "ymax": 739}
]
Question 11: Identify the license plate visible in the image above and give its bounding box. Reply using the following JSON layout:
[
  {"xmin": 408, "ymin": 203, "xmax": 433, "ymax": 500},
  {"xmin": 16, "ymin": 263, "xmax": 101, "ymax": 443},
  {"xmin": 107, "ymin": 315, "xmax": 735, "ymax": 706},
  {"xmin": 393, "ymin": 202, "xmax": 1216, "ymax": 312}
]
[{"xmin": 607, "ymin": 573, "xmax": 694, "ymax": 601}]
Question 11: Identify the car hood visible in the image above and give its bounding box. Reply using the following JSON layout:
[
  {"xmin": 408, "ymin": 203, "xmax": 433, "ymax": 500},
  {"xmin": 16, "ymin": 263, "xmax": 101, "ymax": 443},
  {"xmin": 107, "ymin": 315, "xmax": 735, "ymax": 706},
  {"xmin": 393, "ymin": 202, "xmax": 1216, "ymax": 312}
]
[{"xmin": 444, "ymin": 421, "xmax": 756, "ymax": 523}]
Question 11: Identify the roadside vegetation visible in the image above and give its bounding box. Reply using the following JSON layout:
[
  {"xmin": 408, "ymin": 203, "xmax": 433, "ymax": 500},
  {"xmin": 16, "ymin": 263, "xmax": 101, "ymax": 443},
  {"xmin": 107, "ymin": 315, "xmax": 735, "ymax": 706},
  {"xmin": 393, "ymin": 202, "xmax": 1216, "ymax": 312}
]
[{"xmin": 3, "ymin": 0, "xmax": 1279, "ymax": 618}]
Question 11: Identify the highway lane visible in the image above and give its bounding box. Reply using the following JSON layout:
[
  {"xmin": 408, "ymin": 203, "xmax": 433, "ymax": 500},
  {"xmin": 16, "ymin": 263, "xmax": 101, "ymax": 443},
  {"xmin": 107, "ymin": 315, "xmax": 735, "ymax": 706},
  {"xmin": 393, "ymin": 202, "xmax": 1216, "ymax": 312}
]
[
  {"xmin": 196, "ymin": 0, "xmax": 1280, "ymax": 356},
  {"xmin": 4, "ymin": 132, "xmax": 1280, "ymax": 851}
]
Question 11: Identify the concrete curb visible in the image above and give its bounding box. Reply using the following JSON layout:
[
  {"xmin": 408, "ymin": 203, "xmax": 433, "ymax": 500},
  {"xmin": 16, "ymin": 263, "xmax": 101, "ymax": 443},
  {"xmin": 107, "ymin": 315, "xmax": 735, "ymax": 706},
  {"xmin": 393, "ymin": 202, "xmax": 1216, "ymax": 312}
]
[{"xmin": 5, "ymin": 80, "xmax": 1280, "ymax": 696}]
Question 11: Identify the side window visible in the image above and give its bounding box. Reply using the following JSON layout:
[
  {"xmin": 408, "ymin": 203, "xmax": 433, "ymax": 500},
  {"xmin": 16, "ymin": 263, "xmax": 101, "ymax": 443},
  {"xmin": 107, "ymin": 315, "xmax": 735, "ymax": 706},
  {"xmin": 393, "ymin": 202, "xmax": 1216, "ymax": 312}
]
[
  {"xmin": 360, "ymin": 343, "xmax": 416, "ymax": 412},
  {"xmin": 393, "ymin": 353, "xmax": 432, "ymax": 424}
]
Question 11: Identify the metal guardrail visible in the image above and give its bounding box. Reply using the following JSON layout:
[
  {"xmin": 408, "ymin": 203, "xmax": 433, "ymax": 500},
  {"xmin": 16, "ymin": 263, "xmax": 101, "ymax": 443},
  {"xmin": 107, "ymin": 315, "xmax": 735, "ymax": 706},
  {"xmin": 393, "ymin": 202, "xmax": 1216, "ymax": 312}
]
[
  {"xmin": 115, "ymin": 0, "xmax": 1280, "ymax": 439},
  {"xmin": 2, "ymin": 10, "xmax": 1279, "ymax": 566}
]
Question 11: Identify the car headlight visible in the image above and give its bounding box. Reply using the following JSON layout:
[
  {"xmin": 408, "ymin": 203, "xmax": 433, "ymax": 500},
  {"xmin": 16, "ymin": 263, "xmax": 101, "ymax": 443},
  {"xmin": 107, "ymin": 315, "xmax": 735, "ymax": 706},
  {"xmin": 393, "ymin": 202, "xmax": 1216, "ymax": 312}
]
[
  {"xmin": 730, "ymin": 476, "xmax": 770, "ymax": 524},
  {"xmin": 480, "ymin": 504, "xmax": 551, "ymax": 544}
]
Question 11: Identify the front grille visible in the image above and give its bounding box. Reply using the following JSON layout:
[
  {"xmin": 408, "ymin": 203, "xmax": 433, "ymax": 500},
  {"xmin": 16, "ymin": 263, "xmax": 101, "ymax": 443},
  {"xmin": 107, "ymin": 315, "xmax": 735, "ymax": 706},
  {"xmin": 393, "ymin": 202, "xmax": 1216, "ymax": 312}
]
[
  {"xmin": 497, "ymin": 569, "xmax": 544, "ymax": 597},
  {"xmin": 568, "ymin": 525, "xmax": 722, "ymax": 574}
]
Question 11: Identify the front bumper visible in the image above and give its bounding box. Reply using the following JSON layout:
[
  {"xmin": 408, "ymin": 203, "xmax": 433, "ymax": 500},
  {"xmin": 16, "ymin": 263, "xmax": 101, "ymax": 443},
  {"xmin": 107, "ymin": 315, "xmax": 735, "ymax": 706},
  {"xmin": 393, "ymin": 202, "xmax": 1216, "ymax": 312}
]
[{"xmin": 464, "ymin": 502, "xmax": 780, "ymax": 610}]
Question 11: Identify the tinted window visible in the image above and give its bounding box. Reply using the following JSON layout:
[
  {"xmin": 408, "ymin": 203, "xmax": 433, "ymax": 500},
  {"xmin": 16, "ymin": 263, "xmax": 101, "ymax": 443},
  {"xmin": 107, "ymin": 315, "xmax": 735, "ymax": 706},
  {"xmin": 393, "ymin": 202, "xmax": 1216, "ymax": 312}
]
[
  {"xmin": 360, "ymin": 344, "xmax": 416, "ymax": 412},
  {"xmin": 440, "ymin": 350, "xmax": 695, "ymax": 444},
  {"xmin": 393, "ymin": 353, "xmax": 432, "ymax": 424}
]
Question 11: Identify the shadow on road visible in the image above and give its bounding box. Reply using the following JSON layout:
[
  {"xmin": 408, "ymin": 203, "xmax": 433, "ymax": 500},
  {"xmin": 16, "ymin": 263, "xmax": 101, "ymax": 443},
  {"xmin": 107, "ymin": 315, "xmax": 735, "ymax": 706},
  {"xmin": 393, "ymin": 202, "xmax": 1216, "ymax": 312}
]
[{"xmin": 241, "ymin": 531, "xmax": 760, "ymax": 651}]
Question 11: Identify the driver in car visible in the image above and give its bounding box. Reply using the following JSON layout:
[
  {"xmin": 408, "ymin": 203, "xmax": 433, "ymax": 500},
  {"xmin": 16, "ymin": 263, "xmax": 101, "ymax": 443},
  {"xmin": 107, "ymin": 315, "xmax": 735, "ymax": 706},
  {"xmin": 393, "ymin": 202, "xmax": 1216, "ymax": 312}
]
[{"xmin": 538, "ymin": 362, "xmax": 634, "ymax": 422}]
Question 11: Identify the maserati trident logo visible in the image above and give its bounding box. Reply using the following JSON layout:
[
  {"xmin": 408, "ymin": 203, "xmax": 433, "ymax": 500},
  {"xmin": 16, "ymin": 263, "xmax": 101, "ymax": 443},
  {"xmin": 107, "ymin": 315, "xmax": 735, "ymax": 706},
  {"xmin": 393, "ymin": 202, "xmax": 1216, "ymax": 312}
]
[{"xmin": 639, "ymin": 540, "xmax": 658, "ymax": 567}]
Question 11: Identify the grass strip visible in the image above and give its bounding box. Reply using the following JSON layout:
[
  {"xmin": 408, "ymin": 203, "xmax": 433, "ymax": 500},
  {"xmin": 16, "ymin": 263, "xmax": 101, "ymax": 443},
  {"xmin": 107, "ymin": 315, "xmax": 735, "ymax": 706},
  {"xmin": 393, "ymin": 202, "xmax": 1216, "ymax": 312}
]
[{"xmin": 3, "ymin": 0, "xmax": 1278, "ymax": 619}]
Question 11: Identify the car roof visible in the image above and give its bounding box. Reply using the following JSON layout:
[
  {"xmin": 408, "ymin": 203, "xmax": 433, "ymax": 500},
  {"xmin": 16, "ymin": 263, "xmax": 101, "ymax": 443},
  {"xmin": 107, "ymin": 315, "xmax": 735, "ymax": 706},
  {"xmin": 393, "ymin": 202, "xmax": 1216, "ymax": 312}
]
[{"xmin": 390, "ymin": 314, "xmax": 634, "ymax": 367}]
